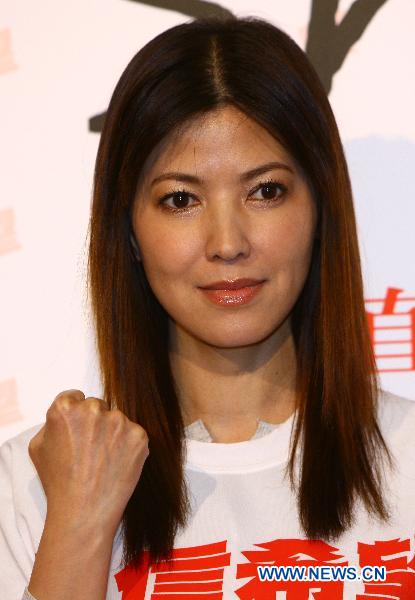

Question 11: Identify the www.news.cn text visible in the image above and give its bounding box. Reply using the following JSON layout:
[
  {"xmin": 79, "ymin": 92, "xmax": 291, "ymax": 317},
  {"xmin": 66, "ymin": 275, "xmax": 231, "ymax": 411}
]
[{"xmin": 257, "ymin": 565, "xmax": 386, "ymax": 582}]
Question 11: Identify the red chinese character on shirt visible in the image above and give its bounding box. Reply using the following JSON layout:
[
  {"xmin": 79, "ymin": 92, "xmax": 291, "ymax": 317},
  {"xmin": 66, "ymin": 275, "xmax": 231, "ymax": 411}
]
[
  {"xmin": 115, "ymin": 551, "xmax": 151, "ymax": 599},
  {"xmin": 115, "ymin": 540, "xmax": 230, "ymax": 598},
  {"xmin": 235, "ymin": 538, "xmax": 346, "ymax": 599},
  {"xmin": 356, "ymin": 537, "xmax": 415, "ymax": 599},
  {"xmin": 366, "ymin": 287, "xmax": 415, "ymax": 372}
]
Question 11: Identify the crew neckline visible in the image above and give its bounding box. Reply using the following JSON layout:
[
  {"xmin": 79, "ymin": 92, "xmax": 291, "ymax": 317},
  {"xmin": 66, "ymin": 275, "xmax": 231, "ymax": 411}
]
[
  {"xmin": 185, "ymin": 411, "xmax": 296, "ymax": 473},
  {"xmin": 185, "ymin": 417, "xmax": 280, "ymax": 442}
]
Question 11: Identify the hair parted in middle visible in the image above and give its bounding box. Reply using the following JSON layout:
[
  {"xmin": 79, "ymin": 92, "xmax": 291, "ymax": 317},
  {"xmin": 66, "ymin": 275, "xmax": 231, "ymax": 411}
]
[{"xmin": 87, "ymin": 15, "xmax": 392, "ymax": 570}]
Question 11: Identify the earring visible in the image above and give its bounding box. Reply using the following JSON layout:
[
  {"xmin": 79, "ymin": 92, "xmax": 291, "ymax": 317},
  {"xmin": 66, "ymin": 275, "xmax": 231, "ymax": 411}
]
[{"xmin": 129, "ymin": 232, "xmax": 141, "ymax": 261}]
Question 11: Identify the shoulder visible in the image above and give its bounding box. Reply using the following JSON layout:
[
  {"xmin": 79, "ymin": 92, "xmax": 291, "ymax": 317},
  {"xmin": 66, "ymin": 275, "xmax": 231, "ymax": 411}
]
[
  {"xmin": 0, "ymin": 423, "xmax": 47, "ymax": 569},
  {"xmin": 0, "ymin": 422, "xmax": 44, "ymax": 473},
  {"xmin": 377, "ymin": 388, "xmax": 415, "ymax": 435},
  {"xmin": 377, "ymin": 388, "xmax": 415, "ymax": 460},
  {"xmin": 0, "ymin": 422, "xmax": 46, "ymax": 515}
]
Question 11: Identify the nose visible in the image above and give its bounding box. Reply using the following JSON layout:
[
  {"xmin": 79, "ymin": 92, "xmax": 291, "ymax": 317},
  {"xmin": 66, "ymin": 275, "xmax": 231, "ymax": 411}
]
[{"xmin": 204, "ymin": 203, "xmax": 251, "ymax": 263}]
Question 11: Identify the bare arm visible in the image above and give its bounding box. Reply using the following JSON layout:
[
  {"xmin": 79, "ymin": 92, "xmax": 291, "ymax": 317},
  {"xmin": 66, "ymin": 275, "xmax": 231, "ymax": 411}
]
[
  {"xmin": 25, "ymin": 389, "xmax": 149, "ymax": 600},
  {"xmin": 27, "ymin": 515, "xmax": 115, "ymax": 600}
]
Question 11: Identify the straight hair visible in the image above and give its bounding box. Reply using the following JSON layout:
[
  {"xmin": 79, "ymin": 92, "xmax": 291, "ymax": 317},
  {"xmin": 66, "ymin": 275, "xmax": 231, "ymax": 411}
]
[{"xmin": 87, "ymin": 15, "xmax": 392, "ymax": 570}]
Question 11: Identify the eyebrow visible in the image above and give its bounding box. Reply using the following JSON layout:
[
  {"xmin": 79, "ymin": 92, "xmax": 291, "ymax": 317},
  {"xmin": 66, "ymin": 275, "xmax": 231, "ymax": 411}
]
[{"xmin": 150, "ymin": 161, "xmax": 294, "ymax": 188}]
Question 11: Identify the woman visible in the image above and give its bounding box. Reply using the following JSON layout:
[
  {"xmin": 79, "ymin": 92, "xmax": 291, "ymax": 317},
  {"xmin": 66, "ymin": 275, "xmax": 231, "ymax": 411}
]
[{"xmin": 1, "ymin": 15, "xmax": 415, "ymax": 600}]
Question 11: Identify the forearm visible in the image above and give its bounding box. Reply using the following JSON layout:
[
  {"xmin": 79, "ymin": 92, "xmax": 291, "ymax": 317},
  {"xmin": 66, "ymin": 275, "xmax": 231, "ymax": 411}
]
[{"xmin": 27, "ymin": 515, "xmax": 115, "ymax": 600}]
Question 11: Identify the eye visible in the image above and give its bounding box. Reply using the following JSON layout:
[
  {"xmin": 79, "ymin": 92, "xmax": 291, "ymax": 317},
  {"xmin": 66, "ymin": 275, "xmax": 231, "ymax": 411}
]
[
  {"xmin": 158, "ymin": 190, "xmax": 198, "ymax": 212},
  {"xmin": 249, "ymin": 179, "xmax": 288, "ymax": 202},
  {"xmin": 158, "ymin": 179, "xmax": 288, "ymax": 213}
]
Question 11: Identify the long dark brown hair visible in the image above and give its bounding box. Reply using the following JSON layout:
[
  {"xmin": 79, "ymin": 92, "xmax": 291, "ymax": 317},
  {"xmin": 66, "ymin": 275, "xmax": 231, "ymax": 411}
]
[{"xmin": 87, "ymin": 15, "xmax": 392, "ymax": 570}]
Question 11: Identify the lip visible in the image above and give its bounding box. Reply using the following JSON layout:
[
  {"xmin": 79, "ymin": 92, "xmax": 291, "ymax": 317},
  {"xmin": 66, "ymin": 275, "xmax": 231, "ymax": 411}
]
[
  {"xmin": 199, "ymin": 278, "xmax": 265, "ymax": 290},
  {"xmin": 198, "ymin": 279, "xmax": 266, "ymax": 307}
]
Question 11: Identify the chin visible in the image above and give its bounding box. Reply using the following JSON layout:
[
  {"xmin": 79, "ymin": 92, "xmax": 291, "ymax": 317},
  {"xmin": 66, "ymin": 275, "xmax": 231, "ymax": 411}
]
[{"xmin": 197, "ymin": 324, "xmax": 277, "ymax": 349}]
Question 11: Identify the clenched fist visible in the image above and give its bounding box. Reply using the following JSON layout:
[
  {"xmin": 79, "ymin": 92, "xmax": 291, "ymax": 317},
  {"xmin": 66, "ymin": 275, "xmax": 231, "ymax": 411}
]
[{"xmin": 28, "ymin": 389, "xmax": 149, "ymax": 538}]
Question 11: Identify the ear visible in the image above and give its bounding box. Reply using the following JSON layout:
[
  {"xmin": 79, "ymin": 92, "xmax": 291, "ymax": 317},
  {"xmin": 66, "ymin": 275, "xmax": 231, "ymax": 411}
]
[{"xmin": 129, "ymin": 232, "xmax": 142, "ymax": 261}]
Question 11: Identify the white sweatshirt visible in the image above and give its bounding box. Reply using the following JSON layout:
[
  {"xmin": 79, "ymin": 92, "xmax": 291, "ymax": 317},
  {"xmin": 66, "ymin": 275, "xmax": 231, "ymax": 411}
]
[{"xmin": 1, "ymin": 389, "xmax": 415, "ymax": 599}]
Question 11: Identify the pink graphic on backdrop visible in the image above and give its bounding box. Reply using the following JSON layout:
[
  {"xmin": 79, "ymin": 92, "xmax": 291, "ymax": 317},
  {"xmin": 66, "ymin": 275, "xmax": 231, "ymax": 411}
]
[
  {"xmin": 0, "ymin": 379, "xmax": 23, "ymax": 426},
  {"xmin": 0, "ymin": 208, "xmax": 21, "ymax": 256},
  {"xmin": 0, "ymin": 29, "xmax": 18, "ymax": 75},
  {"xmin": 366, "ymin": 288, "xmax": 415, "ymax": 373}
]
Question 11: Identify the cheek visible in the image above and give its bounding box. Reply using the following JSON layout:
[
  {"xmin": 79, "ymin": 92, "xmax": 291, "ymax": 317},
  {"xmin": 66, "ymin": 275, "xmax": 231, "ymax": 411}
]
[
  {"xmin": 138, "ymin": 224, "xmax": 200, "ymax": 282},
  {"xmin": 260, "ymin": 210, "xmax": 316, "ymax": 272}
]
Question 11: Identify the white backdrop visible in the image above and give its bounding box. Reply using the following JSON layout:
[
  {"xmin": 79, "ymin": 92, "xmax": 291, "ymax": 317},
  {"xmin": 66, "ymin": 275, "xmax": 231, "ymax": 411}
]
[{"xmin": 1, "ymin": 0, "xmax": 414, "ymax": 443}]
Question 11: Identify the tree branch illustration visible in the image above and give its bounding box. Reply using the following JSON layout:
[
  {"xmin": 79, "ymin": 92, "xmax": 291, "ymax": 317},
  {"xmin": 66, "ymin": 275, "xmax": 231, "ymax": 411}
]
[
  {"xmin": 306, "ymin": 0, "xmax": 389, "ymax": 93},
  {"xmin": 125, "ymin": 0, "xmax": 233, "ymax": 19},
  {"xmin": 89, "ymin": 0, "xmax": 232, "ymax": 131},
  {"xmin": 89, "ymin": 0, "xmax": 389, "ymax": 131}
]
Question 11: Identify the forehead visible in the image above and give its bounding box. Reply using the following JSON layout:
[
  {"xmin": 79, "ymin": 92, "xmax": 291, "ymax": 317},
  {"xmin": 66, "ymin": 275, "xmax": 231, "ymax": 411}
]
[{"xmin": 137, "ymin": 105, "xmax": 297, "ymax": 187}]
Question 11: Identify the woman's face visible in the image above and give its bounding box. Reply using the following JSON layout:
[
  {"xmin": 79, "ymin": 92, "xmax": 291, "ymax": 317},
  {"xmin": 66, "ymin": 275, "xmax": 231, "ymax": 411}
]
[{"xmin": 132, "ymin": 105, "xmax": 317, "ymax": 348}]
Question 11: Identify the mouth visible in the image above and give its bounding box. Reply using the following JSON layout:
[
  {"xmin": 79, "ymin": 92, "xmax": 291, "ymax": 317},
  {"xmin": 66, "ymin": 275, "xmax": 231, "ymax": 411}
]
[
  {"xmin": 198, "ymin": 279, "xmax": 266, "ymax": 307},
  {"xmin": 199, "ymin": 278, "xmax": 266, "ymax": 291}
]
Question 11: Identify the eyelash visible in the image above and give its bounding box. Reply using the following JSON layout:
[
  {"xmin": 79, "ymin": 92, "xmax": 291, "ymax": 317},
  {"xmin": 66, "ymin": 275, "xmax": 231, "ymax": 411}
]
[{"xmin": 157, "ymin": 178, "xmax": 288, "ymax": 214}]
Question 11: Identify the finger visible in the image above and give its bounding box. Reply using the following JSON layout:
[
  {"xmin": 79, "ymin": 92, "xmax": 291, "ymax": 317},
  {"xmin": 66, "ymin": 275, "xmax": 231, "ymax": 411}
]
[
  {"xmin": 55, "ymin": 389, "xmax": 86, "ymax": 403},
  {"xmin": 84, "ymin": 397, "xmax": 110, "ymax": 413},
  {"xmin": 28, "ymin": 424, "xmax": 45, "ymax": 460},
  {"xmin": 47, "ymin": 390, "xmax": 86, "ymax": 419},
  {"xmin": 52, "ymin": 389, "xmax": 86, "ymax": 411}
]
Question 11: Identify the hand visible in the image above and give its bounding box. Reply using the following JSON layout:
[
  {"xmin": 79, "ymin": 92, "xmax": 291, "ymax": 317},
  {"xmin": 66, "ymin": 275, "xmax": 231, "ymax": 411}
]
[{"xmin": 28, "ymin": 389, "xmax": 149, "ymax": 537}]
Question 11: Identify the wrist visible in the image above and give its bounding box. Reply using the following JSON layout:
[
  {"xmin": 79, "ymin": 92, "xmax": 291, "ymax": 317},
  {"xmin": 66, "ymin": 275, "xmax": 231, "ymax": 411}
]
[{"xmin": 44, "ymin": 509, "xmax": 118, "ymax": 545}]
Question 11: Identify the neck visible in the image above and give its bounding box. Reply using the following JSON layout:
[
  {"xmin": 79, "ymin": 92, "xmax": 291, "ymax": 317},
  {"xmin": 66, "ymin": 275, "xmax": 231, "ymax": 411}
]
[{"xmin": 169, "ymin": 316, "xmax": 297, "ymax": 443}]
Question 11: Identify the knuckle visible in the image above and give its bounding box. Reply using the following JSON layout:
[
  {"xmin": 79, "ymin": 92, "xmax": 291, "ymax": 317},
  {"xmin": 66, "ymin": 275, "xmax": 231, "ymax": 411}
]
[
  {"xmin": 55, "ymin": 389, "xmax": 85, "ymax": 403},
  {"xmin": 107, "ymin": 408, "xmax": 125, "ymax": 423},
  {"xmin": 52, "ymin": 390, "xmax": 85, "ymax": 413},
  {"xmin": 46, "ymin": 403, "xmax": 61, "ymax": 421},
  {"xmin": 132, "ymin": 424, "xmax": 149, "ymax": 444},
  {"xmin": 47, "ymin": 399, "xmax": 71, "ymax": 420},
  {"xmin": 106, "ymin": 408, "xmax": 126, "ymax": 433},
  {"xmin": 84, "ymin": 397, "xmax": 108, "ymax": 414}
]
